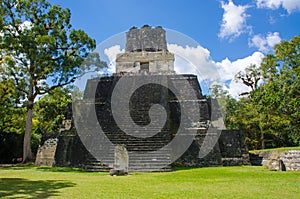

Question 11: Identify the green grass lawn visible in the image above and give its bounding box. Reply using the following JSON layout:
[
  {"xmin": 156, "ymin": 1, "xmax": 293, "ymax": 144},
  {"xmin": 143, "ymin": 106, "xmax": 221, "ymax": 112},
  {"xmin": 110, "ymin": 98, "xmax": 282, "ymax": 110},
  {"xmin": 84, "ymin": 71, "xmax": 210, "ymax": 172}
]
[
  {"xmin": 0, "ymin": 166, "xmax": 299, "ymax": 199},
  {"xmin": 249, "ymin": 146, "xmax": 300, "ymax": 153}
]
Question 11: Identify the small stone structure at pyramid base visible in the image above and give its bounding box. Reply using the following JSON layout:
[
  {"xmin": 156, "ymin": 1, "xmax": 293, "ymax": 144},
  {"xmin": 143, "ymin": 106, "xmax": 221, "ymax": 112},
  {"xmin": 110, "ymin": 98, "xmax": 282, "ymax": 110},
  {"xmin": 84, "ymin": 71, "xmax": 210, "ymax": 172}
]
[{"xmin": 35, "ymin": 26, "xmax": 251, "ymax": 172}]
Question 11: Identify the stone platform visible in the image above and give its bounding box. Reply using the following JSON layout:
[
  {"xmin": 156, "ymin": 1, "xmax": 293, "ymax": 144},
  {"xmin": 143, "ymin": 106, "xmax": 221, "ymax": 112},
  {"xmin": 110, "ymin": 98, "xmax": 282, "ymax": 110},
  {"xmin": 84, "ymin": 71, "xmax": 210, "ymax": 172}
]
[{"xmin": 36, "ymin": 74, "xmax": 250, "ymax": 172}]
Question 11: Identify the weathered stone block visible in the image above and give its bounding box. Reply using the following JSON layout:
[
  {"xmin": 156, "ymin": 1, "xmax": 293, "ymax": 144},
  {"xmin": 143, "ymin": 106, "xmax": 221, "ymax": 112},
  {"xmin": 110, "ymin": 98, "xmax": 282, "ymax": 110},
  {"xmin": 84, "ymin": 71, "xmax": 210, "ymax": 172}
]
[
  {"xmin": 126, "ymin": 26, "xmax": 167, "ymax": 52},
  {"xmin": 249, "ymin": 150, "xmax": 300, "ymax": 171}
]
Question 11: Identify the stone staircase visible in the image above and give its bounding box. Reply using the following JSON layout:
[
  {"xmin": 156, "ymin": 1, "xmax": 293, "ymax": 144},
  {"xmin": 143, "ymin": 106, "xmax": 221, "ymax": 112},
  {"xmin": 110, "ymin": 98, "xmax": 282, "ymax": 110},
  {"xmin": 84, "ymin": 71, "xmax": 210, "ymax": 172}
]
[
  {"xmin": 84, "ymin": 75, "xmax": 177, "ymax": 172},
  {"xmin": 84, "ymin": 158, "xmax": 111, "ymax": 172},
  {"xmin": 81, "ymin": 74, "xmax": 217, "ymax": 172}
]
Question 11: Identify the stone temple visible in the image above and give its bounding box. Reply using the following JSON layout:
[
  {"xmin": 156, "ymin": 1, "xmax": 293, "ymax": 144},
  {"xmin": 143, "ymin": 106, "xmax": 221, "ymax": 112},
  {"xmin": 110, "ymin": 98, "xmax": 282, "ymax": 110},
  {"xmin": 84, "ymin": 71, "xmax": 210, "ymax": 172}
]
[{"xmin": 35, "ymin": 26, "xmax": 250, "ymax": 172}]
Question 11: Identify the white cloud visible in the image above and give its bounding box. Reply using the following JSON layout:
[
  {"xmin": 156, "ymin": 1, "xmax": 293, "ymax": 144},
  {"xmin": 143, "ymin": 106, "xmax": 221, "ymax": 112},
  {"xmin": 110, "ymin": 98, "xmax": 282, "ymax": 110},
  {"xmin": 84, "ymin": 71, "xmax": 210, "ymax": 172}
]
[
  {"xmin": 168, "ymin": 43, "xmax": 265, "ymax": 98},
  {"xmin": 218, "ymin": 0, "xmax": 251, "ymax": 40},
  {"xmin": 215, "ymin": 52, "xmax": 265, "ymax": 98},
  {"xmin": 257, "ymin": 0, "xmax": 282, "ymax": 9},
  {"xmin": 256, "ymin": 0, "xmax": 300, "ymax": 14},
  {"xmin": 104, "ymin": 45, "xmax": 124, "ymax": 73},
  {"xmin": 249, "ymin": 32, "xmax": 281, "ymax": 52},
  {"xmin": 168, "ymin": 44, "xmax": 218, "ymax": 81},
  {"xmin": 265, "ymin": 32, "xmax": 282, "ymax": 47},
  {"xmin": 216, "ymin": 52, "xmax": 264, "ymax": 82}
]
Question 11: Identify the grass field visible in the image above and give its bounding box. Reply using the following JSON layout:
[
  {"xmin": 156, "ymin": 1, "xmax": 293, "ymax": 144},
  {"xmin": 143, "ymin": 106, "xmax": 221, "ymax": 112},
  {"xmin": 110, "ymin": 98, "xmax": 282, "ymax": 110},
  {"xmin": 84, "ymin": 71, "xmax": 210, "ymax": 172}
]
[
  {"xmin": 249, "ymin": 146, "xmax": 300, "ymax": 153},
  {"xmin": 0, "ymin": 165, "xmax": 299, "ymax": 199}
]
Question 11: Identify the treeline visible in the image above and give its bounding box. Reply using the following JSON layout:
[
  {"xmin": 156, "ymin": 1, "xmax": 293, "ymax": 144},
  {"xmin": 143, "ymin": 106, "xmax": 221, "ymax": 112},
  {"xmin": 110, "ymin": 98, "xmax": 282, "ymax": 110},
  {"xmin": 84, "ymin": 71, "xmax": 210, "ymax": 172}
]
[
  {"xmin": 0, "ymin": 0, "xmax": 99, "ymax": 163},
  {"xmin": 0, "ymin": 84, "xmax": 72, "ymax": 163},
  {"xmin": 212, "ymin": 35, "xmax": 300, "ymax": 150}
]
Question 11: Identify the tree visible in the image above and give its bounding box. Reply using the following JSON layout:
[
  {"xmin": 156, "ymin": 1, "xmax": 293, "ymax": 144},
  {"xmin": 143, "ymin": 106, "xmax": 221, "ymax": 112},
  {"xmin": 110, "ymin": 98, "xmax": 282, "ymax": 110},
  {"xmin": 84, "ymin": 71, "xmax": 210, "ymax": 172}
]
[
  {"xmin": 209, "ymin": 84, "xmax": 229, "ymax": 118},
  {"xmin": 35, "ymin": 87, "xmax": 72, "ymax": 133},
  {"xmin": 260, "ymin": 35, "xmax": 300, "ymax": 146},
  {"xmin": 234, "ymin": 35, "xmax": 300, "ymax": 149},
  {"xmin": 235, "ymin": 64, "xmax": 261, "ymax": 96},
  {"xmin": 0, "ymin": 0, "xmax": 103, "ymax": 162}
]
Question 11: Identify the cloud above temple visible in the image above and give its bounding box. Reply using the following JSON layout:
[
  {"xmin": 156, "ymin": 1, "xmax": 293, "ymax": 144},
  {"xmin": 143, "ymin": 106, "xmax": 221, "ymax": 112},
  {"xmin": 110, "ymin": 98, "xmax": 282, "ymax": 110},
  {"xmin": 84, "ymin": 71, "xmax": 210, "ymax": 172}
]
[
  {"xmin": 217, "ymin": 0, "xmax": 298, "ymax": 43},
  {"xmin": 256, "ymin": 0, "xmax": 300, "ymax": 14},
  {"xmin": 104, "ymin": 45, "xmax": 124, "ymax": 74},
  {"xmin": 215, "ymin": 51, "xmax": 265, "ymax": 98},
  {"xmin": 167, "ymin": 44, "xmax": 218, "ymax": 81},
  {"xmin": 249, "ymin": 32, "xmax": 282, "ymax": 52},
  {"xmin": 218, "ymin": 0, "xmax": 251, "ymax": 40},
  {"xmin": 167, "ymin": 44, "xmax": 265, "ymax": 98}
]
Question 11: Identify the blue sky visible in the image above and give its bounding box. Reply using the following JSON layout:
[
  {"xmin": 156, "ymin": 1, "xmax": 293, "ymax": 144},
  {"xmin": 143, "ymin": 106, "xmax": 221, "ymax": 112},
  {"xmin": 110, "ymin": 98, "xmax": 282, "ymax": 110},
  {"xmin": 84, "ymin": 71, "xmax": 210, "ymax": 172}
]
[{"xmin": 48, "ymin": 0, "xmax": 300, "ymax": 97}]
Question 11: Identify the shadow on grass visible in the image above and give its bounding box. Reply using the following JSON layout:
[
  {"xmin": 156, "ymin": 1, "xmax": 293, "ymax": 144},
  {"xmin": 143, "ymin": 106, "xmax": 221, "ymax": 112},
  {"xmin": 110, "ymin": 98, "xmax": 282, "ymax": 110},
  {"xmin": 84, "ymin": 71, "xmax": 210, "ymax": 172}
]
[
  {"xmin": 0, "ymin": 164, "xmax": 36, "ymax": 171},
  {"xmin": 0, "ymin": 164, "xmax": 84, "ymax": 173},
  {"xmin": 0, "ymin": 178, "xmax": 76, "ymax": 198}
]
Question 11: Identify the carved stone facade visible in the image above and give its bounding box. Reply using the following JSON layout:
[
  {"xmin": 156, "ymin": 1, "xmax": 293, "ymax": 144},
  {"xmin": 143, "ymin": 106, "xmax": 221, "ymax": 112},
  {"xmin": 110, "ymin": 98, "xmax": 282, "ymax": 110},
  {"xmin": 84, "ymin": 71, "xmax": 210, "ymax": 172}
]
[
  {"xmin": 125, "ymin": 26, "xmax": 167, "ymax": 52},
  {"xmin": 116, "ymin": 51, "xmax": 175, "ymax": 74},
  {"xmin": 116, "ymin": 26, "xmax": 174, "ymax": 74}
]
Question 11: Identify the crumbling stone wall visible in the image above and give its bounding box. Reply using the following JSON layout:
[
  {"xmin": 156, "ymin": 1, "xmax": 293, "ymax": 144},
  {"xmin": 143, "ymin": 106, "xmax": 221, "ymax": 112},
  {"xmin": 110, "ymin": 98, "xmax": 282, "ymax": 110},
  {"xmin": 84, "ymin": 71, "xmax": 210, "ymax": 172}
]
[
  {"xmin": 174, "ymin": 130, "xmax": 250, "ymax": 167},
  {"xmin": 126, "ymin": 26, "xmax": 167, "ymax": 52},
  {"xmin": 35, "ymin": 133, "xmax": 59, "ymax": 166},
  {"xmin": 218, "ymin": 130, "xmax": 250, "ymax": 166},
  {"xmin": 250, "ymin": 150, "xmax": 300, "ymax": 171}
]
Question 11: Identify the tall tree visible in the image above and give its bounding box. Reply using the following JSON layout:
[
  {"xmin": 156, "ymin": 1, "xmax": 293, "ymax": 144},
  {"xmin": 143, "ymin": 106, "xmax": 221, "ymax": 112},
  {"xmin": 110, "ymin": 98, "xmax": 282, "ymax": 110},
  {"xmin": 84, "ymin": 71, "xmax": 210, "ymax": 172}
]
[
  {"xmin": 234, "ymin": 35, "xmax": 300, "ymax": 148},
  {"xmin": 0, "ymin": 0, "xmax": 103, "ymax": 162},
  {"xmin": 260, "ymin": 35, "xmax": 300, "ymax": 146}
]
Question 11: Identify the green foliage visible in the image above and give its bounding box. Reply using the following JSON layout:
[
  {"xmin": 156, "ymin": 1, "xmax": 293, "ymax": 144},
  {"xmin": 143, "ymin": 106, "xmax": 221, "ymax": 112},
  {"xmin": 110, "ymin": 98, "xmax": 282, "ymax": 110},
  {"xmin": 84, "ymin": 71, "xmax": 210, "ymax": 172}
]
[
  {"xmin": 0, "ymin": 80, "xmax": 24, "ymax": 162},
  {"xmin": 0, "ymin": 79, "xmax": 26, "ymax": 134},
  {"xmin": 250, "ymin": 146, "xmax": 300, "ymax": 153},
  {"xmin": 35, "ymin": 87, "xmax": 72, "ymax": 133},
  {"xmin": 0, "ymin": 80, "xmax": 41, "ymax": 163},
  {"xmin": 230, "ymin": 35, "xmax": 300, "ymax": 149},
  {"xmin": 0, "ymin": 0, "xmax": 98, "ymax": 96},
  {"xmin": 0, "ymin": 0, "xmax": 103, "ymax": 162},
  {"xmin": 209, "ymin": 84, "xmax": 229, "ymax": 118},
  {"xmin": 259, "ymin": 35, "xmax": 300, "ymax": 146}
]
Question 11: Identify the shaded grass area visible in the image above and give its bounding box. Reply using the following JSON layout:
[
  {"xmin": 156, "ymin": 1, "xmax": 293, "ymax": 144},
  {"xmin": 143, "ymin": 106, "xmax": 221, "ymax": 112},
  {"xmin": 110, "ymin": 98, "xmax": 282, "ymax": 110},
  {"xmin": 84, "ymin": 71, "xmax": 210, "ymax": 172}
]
[
  {"xmin": 250, "ymin": 146, "xmax": 300, "ymax": 153},
  {"xmin": 0, "ymin": 178, "xmax": 75, "ymax": 198},
  {"xmin": 0, "ymin": 166, "xmax": 299, "ymax": 199}
]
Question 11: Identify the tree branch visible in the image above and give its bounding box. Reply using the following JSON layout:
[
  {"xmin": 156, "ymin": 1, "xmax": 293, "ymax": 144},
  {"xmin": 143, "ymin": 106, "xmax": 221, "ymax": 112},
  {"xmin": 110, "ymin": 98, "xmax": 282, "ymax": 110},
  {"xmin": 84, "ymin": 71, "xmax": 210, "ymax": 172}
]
[{"xmin": 9, "ymin": 70, "xmax": 29, "ymax": 95}]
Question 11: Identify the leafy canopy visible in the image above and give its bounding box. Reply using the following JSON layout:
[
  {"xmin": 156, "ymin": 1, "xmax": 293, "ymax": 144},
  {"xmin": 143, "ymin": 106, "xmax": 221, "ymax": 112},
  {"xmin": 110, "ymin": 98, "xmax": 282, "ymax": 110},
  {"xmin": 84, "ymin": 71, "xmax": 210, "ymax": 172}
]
[{"xmin": 0, "ymin": 0, "xmax": 101, "ymax": 99}]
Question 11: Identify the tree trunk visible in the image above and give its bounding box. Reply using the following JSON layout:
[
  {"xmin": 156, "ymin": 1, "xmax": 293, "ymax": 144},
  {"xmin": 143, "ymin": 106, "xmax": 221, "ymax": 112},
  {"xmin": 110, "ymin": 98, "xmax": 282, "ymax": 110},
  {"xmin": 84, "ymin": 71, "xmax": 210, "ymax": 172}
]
[
  {"xmin": 261, "ymin": 131, "xmax": 265, "ymax": 149},
  {"xmin": 23, "ymin": 101, "xmax": 34, "ymax": 163},
  {"xmin": 22, "ymin": 82, "xmax": 34, "ymax": 163},
  {"xmin": 259, "ymin": 113, "xmax": 265, "ymax": 149}
]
